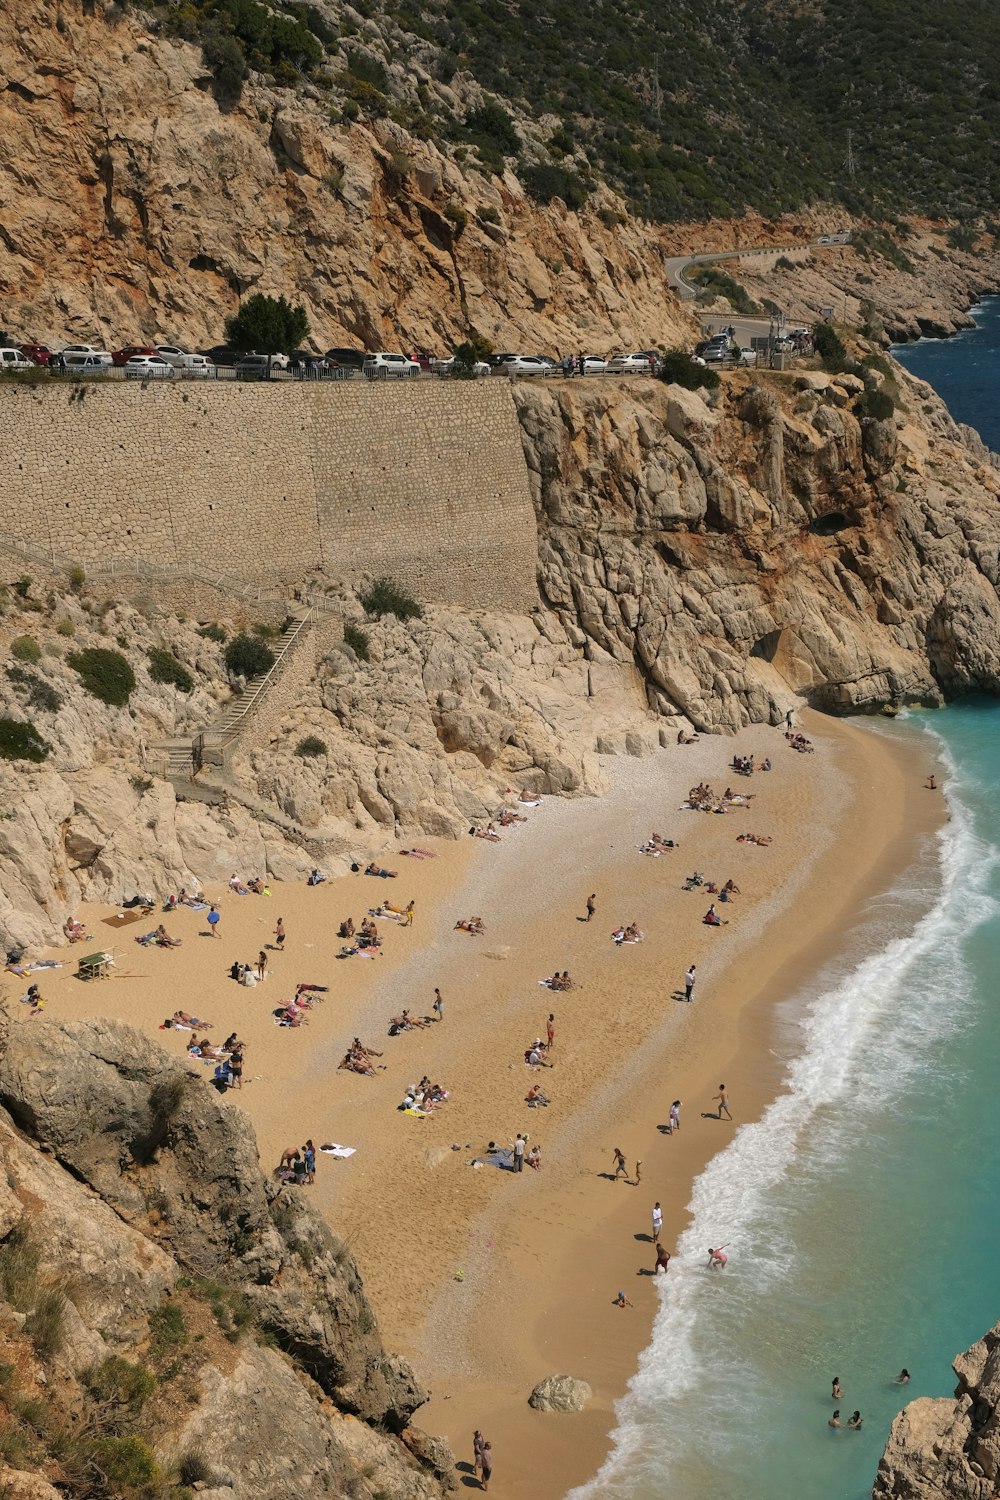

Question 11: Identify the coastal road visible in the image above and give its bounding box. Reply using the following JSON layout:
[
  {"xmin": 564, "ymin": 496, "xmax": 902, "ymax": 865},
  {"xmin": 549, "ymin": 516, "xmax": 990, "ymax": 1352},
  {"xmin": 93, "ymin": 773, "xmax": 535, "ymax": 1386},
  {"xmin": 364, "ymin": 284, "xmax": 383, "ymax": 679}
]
[{"xmin": 664, "ymin": 233, "xmax": 852, "ymax": 302}]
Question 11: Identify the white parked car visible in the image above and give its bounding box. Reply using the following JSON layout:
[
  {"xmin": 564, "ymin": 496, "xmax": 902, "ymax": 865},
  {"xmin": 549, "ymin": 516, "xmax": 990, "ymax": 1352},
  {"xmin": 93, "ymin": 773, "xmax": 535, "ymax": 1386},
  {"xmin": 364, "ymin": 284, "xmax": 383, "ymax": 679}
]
[
  {"xmin": 153, "ymin": 344, "xmax": 190, "ymax": 367},
  {"xmin": 175, "ymin": 353, "xmax": 216, "ymax": 378},
  {"xmin": 435, "ymin": 354, "xmax": 491, "ymax": 378},
  {"xmin": 124, "ymin": 355, "xmax": 175, "ymax": 380},
  {"xmin": 363, "ymin": 352, "xmax": 421, "ymax": 379},
  {"xmin": 63, "ymin": 352, "xmax": 112, "ymax": 374},
  {"xmin": 61, "ymin": 344, "xmax": 113, "ymax": 365},
  {"xmin": 494, "ymin": 355, "xmax": 552, "ymax": 376},
  {"xmin": 579, "ymin": 355, "xmax": 607, "ymax": 374},
  {"xmin": 0, "ymin": 347, "xmax": 35, "ymax": 372},
  {"xmin": 606, "ymin": 352, "xmax": 656, "ymax": 374}
]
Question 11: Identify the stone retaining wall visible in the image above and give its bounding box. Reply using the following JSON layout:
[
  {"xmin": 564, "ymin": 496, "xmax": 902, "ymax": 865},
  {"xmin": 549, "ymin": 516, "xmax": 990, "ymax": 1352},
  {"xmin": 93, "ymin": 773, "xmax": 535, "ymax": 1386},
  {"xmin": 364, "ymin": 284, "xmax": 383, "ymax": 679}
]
[{"xmin": 0, "ymin": 379, "xmax": 539, "ymax": 612}]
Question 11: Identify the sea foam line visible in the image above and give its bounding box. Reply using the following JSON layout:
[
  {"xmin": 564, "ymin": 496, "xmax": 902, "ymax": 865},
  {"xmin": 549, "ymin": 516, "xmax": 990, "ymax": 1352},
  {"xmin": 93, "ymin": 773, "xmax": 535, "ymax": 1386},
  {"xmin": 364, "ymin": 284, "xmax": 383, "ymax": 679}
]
[{"xmin": 570, "ymin": 728, "xmax": 997, "ymax": 1499}]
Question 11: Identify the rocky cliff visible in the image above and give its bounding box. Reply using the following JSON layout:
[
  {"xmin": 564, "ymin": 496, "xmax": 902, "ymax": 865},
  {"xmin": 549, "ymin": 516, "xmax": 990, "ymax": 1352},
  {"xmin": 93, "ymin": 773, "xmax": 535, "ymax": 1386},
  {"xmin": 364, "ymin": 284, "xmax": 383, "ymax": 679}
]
[
  {"xmin": 874, "ymin": 1323, "xmax": 1000, "ymax": 1499},
  {"xmin": 0, "ymin": 1014, "xmax": 452, "ymax": 1499}
]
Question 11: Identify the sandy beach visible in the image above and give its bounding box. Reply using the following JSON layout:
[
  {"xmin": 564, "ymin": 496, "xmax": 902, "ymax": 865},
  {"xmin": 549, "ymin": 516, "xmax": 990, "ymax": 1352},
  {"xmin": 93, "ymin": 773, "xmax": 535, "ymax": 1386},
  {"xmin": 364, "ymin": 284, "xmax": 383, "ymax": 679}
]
[{"xmin": 10, "ymin": 708, "xmax": 942, "ymax": 1499}]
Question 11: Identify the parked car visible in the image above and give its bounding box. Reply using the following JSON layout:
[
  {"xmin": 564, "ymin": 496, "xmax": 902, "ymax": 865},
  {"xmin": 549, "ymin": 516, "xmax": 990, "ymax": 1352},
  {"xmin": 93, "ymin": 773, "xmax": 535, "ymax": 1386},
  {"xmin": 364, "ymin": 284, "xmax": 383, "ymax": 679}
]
[
  {"xmin": 61, "ymin": 344, "xmax": 113, "ymax": 365},
  {"xmin": 493, "ymin": 355, "xmax": 552, "ymax": 376},
  {"xmin": 198, "ymin": 345, "xmax": 243, "ymax": 367},
  {"xmin": 153, "ymin": 344, "xmax": 191, "ymax": 367},
  {"xmin": 435, "ymin": 354, "xmax": 491, "ymax": 378},
  {"xmin": 62, "ymin": 353, "xmax": 112, "ymax": 375},
  {"xmin": 579, "ymin": 355, "xmax": 607, "ymax": 374},
  {"xmin": 324, "ymin": 346, "xmax": 366, "ymax": 369},
  {"xmin": 606, "ymin": 353, "xmax": 656, "ymax": 373},
  {"xmin": 18, "ymin": 342, "xmax": 51, "ymax": 366},
  {"xmin": 701, "ymin": 343, "xmax": 732, "ymax": 363},
  {"xmin": 174, "ymin": 352, "xmax": 216, "ymax": 377},
  {"xmin": 0, "ymin": 347, "xmax": 35, "ymax": 372},
  {"xmin": 362, "ymin": 352, "xmax": 420, "ymax": 379},
  {"xmin": 234, "ymin": 355, "xmax": 271, "ymax": 380},
  {"xmin": 112, "ymin": 344, "xmax": 156, "ymax": 367},
  {"xmin": 124, "ymin": 355, "xmax": 175, "ymax": 380}
]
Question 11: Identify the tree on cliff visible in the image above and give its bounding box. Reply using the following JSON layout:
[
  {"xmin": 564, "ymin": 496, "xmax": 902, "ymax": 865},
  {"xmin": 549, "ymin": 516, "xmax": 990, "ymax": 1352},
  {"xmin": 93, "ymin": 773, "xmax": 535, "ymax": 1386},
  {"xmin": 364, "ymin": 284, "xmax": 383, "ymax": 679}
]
[{"xmin": 224, "ymin": 294, "xmax": 309, "ymax": 363}]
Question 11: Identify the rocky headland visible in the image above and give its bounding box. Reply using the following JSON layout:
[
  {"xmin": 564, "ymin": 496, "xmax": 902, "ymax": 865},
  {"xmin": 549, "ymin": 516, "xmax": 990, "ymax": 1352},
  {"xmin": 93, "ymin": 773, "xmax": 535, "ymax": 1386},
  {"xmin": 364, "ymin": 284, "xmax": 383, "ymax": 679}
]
[{"xmin": 0, "ymin": 1013, "xmax": 452, "ymax": 1499}]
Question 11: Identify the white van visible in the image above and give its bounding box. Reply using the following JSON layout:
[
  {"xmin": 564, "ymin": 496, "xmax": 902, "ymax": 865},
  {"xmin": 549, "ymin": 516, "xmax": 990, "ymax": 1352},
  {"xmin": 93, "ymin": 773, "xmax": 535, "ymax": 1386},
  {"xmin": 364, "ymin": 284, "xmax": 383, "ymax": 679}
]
[
  {"xmin": 0, "ymin": 348, "xmax": 34, "ymax": 372},
  {"xmin": 363, "ymin": 352, "xmax": 420, "ymax": 379}
]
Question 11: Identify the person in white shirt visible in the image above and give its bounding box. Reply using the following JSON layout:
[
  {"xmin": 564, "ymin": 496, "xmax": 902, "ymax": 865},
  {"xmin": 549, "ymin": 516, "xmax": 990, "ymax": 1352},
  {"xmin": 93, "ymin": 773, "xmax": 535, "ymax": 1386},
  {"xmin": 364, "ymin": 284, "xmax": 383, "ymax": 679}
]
[{"xmin": 652, "ymin": 1202, "xmax": 663, "ymax": 1239}]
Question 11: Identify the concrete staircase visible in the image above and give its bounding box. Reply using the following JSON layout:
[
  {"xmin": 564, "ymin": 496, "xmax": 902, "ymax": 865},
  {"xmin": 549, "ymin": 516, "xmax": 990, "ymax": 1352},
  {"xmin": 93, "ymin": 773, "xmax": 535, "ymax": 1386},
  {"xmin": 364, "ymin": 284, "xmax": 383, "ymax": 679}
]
[{"xmin": 150, "ymin": 606, "xmax": 313, "ymax": 791}]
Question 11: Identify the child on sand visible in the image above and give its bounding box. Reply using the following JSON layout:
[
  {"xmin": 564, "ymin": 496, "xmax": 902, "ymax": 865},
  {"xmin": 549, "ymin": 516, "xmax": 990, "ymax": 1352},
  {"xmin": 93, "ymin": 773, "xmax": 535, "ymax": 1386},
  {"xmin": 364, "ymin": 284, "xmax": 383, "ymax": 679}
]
[{"xmin": 615, "ymin": 1290, "xmax": 633, "ymax": 1308}]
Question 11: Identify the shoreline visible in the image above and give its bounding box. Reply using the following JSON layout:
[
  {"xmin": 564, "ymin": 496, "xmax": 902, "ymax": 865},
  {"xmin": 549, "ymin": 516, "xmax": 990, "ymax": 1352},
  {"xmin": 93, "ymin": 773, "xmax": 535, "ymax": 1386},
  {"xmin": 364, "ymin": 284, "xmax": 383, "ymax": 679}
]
[{"xmin": 12, "ymin": 710, "xmax": 944, "ymax": 1500}]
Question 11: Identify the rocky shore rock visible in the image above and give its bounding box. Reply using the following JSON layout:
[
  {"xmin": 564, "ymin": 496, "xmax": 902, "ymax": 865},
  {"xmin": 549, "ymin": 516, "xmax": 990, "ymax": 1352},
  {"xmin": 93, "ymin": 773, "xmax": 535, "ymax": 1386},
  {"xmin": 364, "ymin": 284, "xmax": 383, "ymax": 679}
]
[
  {"xmin": 874, "ymin": 1323, "xmax": 1000, "ymax": 1499},
  {"xmin": 528, "ymin": 1374, "xmax": 593, "ymax": 1412},
  {"xmin": 0, "ymin": 1015, "xmax": 451, "ymax": 1498}
]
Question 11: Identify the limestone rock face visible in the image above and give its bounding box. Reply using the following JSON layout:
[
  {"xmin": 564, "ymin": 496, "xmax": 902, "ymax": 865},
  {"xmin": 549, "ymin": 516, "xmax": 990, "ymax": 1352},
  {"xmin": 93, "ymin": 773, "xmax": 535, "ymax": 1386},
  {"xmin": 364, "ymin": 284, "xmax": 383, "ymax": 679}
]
[
  {"xmin": 0, "ymin": 1016, "xmax": 449, "ymax": 1498},
  {"xmin": 873, "ymin": 1324, "xmax": 1000, "ymax": 1500},
  {"xmin": 515, "ymin": 369, "xmax": 1000, "ymax": 730},
  {"xmin": 528, "ymin": 1374, "xmax": 593, "ymax": 1412}
]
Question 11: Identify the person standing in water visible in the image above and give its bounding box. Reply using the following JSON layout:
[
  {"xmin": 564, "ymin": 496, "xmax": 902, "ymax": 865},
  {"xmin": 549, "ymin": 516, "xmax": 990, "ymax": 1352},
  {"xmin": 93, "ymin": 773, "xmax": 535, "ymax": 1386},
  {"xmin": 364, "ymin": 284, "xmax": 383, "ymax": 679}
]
[
  {"xmin": 847, "ymin": 1411, "xmax": 863, "ymax": 1430},
  {"xmin": 897, "ymin": 1369, "xmax": 911, "ymax": 1384},
  {"xmin": 828, "ymin": 1410, "xmax": 842, "ymax": 1429},
  {"xmin": 707, "ymin": 1245, "xmax": 728, "ymax": 1269},
  {"xmin": 832, "ymin": 1377, "xmax": 842, "ymax": 1401}
]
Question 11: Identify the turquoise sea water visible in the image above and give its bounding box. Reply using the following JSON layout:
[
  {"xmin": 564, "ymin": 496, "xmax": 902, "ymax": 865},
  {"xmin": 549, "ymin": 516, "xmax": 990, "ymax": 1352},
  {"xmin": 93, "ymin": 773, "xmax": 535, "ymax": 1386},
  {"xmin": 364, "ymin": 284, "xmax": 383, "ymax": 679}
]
[
  {"xmin": 565, "ymin": 296, "xmax": 1000, "ymax": 1500},
  {"xmin": 569, "ymin": 701, "xmax": 1000, "ymax": 1500}
]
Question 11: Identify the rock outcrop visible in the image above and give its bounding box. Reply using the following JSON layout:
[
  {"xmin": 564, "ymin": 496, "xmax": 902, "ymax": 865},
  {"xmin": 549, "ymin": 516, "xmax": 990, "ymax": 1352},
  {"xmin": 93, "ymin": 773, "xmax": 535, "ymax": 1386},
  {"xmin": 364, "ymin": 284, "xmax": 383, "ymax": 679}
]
[
  {"xmin": 0, "ymin": 1015, "xmax": 451, "ymax": 1498},
  {"xmin": 874, "ymin": 1324, "xmax": 1000, "ymax": 1499},
  {"xmin": 528, "ymin": 1374, "xmax": 593, "ymax": 1412}
]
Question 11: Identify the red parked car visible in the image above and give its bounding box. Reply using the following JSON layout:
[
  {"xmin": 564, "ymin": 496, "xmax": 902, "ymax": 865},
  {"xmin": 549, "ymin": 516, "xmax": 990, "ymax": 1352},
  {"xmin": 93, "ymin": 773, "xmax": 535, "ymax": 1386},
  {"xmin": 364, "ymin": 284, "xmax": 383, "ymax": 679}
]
[
  {"xmin": 19, "ymin": 342, "xmax": 51, "ymax": 366},
  {"xmin": 111, "ymin": 344, "xmax": 156, "ymax": 367}
]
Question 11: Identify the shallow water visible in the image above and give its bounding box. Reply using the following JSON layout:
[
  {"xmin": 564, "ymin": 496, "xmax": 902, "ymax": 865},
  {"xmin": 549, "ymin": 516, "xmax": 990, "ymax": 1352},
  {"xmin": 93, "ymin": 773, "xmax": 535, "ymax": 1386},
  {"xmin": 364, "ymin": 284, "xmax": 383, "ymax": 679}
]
[{"xmin": 570, "ymin": 700, "xmax": 1000, "ymax": 1500}]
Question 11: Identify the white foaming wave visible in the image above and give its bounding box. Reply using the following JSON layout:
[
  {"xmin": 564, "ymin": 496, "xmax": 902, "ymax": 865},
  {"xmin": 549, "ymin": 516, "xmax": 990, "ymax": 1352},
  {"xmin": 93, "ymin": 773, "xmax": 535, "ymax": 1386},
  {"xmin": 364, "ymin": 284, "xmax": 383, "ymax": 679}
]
[{"xmin": 569, "ymin": 746, "xmax": 997, "ymax": 1500}]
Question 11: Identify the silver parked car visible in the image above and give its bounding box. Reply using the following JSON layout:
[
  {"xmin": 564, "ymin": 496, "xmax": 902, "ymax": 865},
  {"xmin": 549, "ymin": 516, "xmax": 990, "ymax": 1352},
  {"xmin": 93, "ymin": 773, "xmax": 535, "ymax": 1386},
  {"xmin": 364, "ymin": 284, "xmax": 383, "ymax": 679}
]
[
  {"xmin": 494, "ymin": 355, "xmax": 552, "ymax": 376},
  {"xmin": 124, "ymin": 355, "xmax": 175, "ymax": 380}
]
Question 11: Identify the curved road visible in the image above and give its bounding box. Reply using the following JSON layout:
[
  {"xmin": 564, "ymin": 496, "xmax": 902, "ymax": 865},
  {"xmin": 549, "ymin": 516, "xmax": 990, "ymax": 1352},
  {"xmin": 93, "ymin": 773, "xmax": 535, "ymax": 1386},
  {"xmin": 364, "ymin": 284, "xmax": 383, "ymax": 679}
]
[{"xmin": 665, "ymin": 234, "xmax": 851, "ymax": 343}]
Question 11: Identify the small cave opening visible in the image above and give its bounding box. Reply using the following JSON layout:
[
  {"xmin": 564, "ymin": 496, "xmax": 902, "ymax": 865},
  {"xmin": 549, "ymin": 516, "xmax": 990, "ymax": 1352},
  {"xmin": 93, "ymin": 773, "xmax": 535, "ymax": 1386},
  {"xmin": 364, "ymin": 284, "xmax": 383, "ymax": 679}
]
[
  {"xmin": 810, "ymin": 510, "xmax": 850, "ymax": 536},
  {"xmin": 749, "ymin": 630, "xmax": 782, "ymax": 662}
]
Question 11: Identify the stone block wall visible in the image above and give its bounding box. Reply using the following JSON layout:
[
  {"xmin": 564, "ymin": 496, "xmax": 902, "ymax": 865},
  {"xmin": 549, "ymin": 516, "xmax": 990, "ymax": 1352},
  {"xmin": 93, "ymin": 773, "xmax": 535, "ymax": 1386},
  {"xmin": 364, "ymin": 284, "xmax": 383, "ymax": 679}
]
[{"xmin": 0, "ymin": 380, "xmax": 539, "ymax": 612}]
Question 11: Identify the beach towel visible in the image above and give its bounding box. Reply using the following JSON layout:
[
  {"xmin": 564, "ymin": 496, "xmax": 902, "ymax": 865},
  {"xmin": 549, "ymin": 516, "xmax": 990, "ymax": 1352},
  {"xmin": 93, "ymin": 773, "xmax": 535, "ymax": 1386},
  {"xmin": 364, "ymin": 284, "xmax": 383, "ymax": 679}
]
[
  {"xmin": 471, "ymin": 1147, "xmax": 514, "ymax": 1169},
  {"xmin": 517, "ymin": 799, "xmax": 541, "ymax": 808},
  {"xmin": 319, "ymin": 1144, "xmax": 356, "ymax": 1157},
  {"xmin": 104, "ymin": 911, "xmax": 145, "ymax": 928},
  {"xmin": 402, "ymin": 1107, "xmax": 429, "ymax": 1118}
]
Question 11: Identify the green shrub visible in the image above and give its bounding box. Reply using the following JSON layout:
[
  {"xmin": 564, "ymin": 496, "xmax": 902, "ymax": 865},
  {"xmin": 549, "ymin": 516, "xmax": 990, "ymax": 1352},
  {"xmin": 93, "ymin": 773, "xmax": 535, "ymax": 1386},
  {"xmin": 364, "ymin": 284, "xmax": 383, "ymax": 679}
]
[
  {"xmin": 67, "ymin": 647, "xmax": 136, "ymax": 706},
  {"xmin": 201, "ymin": 28, "xmax": 247, "ymax": 101},
  {"xmin": 0, "ymin": 1228, "xmax": 40, "ymax": 1308},
  {"xmin": 383, "ymin": 150, "xmax": 412, "ymax": 195},
  {"xmin": 24, "ymin": 1287, "xmax": 66, "ymax": 1357},
  {"xmin": 6, "ymin": 666, "xmax": 61, "ymax": 713},
  {"xmin": 343, "ymin": 623, "xmax": 370, "ymax": 660},
  {"xmin": 13, "ymin": 576, "xmax": 31, "ymax": 599},
  {"xmin": 690, "ymin": 265, "xmax": 761, "ymax": 315},
  {"xmin": 84, "ymin": 1355, "xmax": 157, "ymax": 1412},
  {"xmin": 68, "ymin": 565, "xmax": 86, "ymax": 593},
  {"xmin": 11, "ymin": 635, "xmax": 41, "ymax": 664},
  {"xmin": 0, "ymin": 718, "xmax": 50, "ymax": 762},
  {"xmin": 359, "ymin": 577, "xmax": 424, "ymax": 621},
  {"xmin": 479, "ymin": 204, "xmax": 500, "ymax": 224},
  {"xmin": 178, "ymin": 1449, "xmax": 215, "ymax": 1486},
  {"xmin": 149, "ymin": 1300, "xmax": 187, "ymax": 1354},
  {"xmin": 855, "ymin": 387, "xmax": 895, "ymax": 421},
  {"xmin": 813, "ymin": 321, "xmax": 848, "ymax": 370},
  {"xmin": 444, "ymin": 201, "xmax": 469, "ymax": 233},
  {"xmin": 197, "ymin": 623, "xmax": 227, "ymax": 643},
  {"xmin": 463, "ymin": 100, "xmax": 520, "ymax": 166},
  {"xmin": 659, "ymin": 349, "xmax": 721, "ymax": 391},
  {"xmin": 224, "ymin": 633, "xmax": 276, "ymax": 678},
  {"xmin": 296, "ymin": 735, "xmax": 327, "ymax": 757},
  {"xmin": 147, "ymin": 648, "xmax": 194, "ymax": 693},
  {"xmin": 775, "ymin": 255, "xmax": 796, "ymax": 271},
  {"xmin": 88, "ymin": 1434, "xmax": 157, "ymax": 1487},
  {"xmin": 520, "ymin": 163, "xmax": 588, "ymax": 209},
  {"xmin": 56, "ymin": 618, "xmax": 75, "ymax": 637}
]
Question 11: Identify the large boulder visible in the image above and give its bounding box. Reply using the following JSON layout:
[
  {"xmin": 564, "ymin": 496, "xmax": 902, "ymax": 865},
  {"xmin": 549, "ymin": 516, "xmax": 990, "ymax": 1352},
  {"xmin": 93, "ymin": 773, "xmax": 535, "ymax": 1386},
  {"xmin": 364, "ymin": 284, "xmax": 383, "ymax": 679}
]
[{"xmin": 528, "ymin": 1374, "xmax": 592, "ymax": 1412}]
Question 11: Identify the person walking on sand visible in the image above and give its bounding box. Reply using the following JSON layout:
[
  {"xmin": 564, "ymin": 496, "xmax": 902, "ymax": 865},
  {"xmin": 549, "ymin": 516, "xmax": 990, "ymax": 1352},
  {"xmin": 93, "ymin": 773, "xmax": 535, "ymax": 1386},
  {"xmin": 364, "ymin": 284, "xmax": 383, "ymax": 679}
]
[
  {"xmin": 786, "ymin": 708, "xmax": 793, "ymax": 730},
  {"xmin": 480, "ymin": 1440, "xmax": 493, "ymax": 1490},
  {"xmin": 513, "ymin": 1134, "xmax": 526, "ymax": 1172},
  {"xmin": 655, "ymin": 1242, "xmax": 671, "ymax": 1274},
  {"xmin": 668, "ymin": 1099, "xmax": 682, "ymax": 1134},
  {"xmin": 714, "ymin": 1084, "xmax": 732, "ymax": 1120},
  {"xmin": 274, "ymin": 917, "xmax": 286, "ymax": 950},
  {"xmin": 257, "ymin": 949, "xmax": 267, "ymax": 981},
  {"xmin": 473, "ymin": 1431, "xmax": 485, "ymax": 1480},
  {"xmin": 684, "ymin": 964, "xmax": 696, "ymax": 1002},
  {"xmin": 207, "ymin": 904, "xmax": 221, "ymax": 938},
  {"xmin": 652, "ymin": 1201, "xmax": 663, "ymax": 1240},
  {"xmin": 403, "ymin": 899, "xmax": 415, "ymax": 927},
  {"xmin": 547, "ymin": 1013, "xmax": 555, "ymax": 1050},
  {"xmin": 432, "ymin": 988, "xmax": 444, "ymax": 1022},
  {"xmin": 586, "ymin": 893, "xmax": 596, "ymax": 922},
  {"xmin": 634, "ymin": 1160, "xmax": 642, "ymax": 1185},
  {"xmin": 612, "ymin": 1147, "xmax": 628, "ymax": 1180}
]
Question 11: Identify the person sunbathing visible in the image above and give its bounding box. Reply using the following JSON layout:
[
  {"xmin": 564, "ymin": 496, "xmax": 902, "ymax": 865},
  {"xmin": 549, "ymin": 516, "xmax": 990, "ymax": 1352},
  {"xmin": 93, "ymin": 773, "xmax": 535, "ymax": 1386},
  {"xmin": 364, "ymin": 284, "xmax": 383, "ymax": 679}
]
[
  {"xmin": 722, "ymin": 879, "xmax": 741, "ymax": 897},
  {"xmin": 307, "ymin": 868, "xmax": 326, "ymax": 885},
  {"xmin": 526, "ymin": 1144, "xmax": 542, "ymax": 1170},
  {"xmin": 365, "ymin": 862, "xmax": 398, "ymax": 878},
  {"xmin": 526, "ymin": 1084, "xmax": 550, "ymax": 1106},
  {"xmin": 190, "ymin": 1036, "xmax": 226, "ymax": 1061},
  {"xmin": 526, "ymin": 1042, "xmax": 553, "ymax": 1068},
  {"xmin": 737, "ymin": 833, "xmax": 772, "ymax": 845},
  {"xmin": 455, "ymin": 917, "xmax": 486, "ymax": 934},
  {"xmin": 339, "ymin": 1050, "xmax": 375, "ymax": 1076},
  {"xmin": 497, "ymin": 809, "xmax": 526, "ymax": 826},
  {"xmin": 278, "ymin": 1004, "xmax": 306, "ymax": 1027},
  {"xmin": 174, "ymin": 1010, "xmax": 211, "ymax": 1028},
  {"xmin": 389, "ymin": 1009, "xmax": 427, "ymax": 1031},
  {"xmin": 623, "ymin": 923, "xmax": 643, "ymax": 942},
  {"xmin": 472, "ymin": 825, "xmax": 502, "ymax": 842},
  {"xmin": 338, "ymin": 917, "xmax": 355, "ymax": 938},
  {"xmin": 247, "ymin": 875, "xmax": 267, "ymax": 894},
  {"xmin": 352, "ymin": 1037, "xmax": 383, "ymax": 1058},
  {"xmin": 155, "ymin": 925, "xmax": 182, "ymax": 948},
  {"xmin": 400, "ymin": 847, "xmax": 436, "ymax": 858},
  {"xmin": 178, "ymin": 888, "xmax": 204, "ymax": 907},
  {"xmin": 703, "ymin": 905, "xmax": 726, "ymax": 926},
  {"xmin": 229, "ymin": 874, "xmax": 249, "ymax": 894}
]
